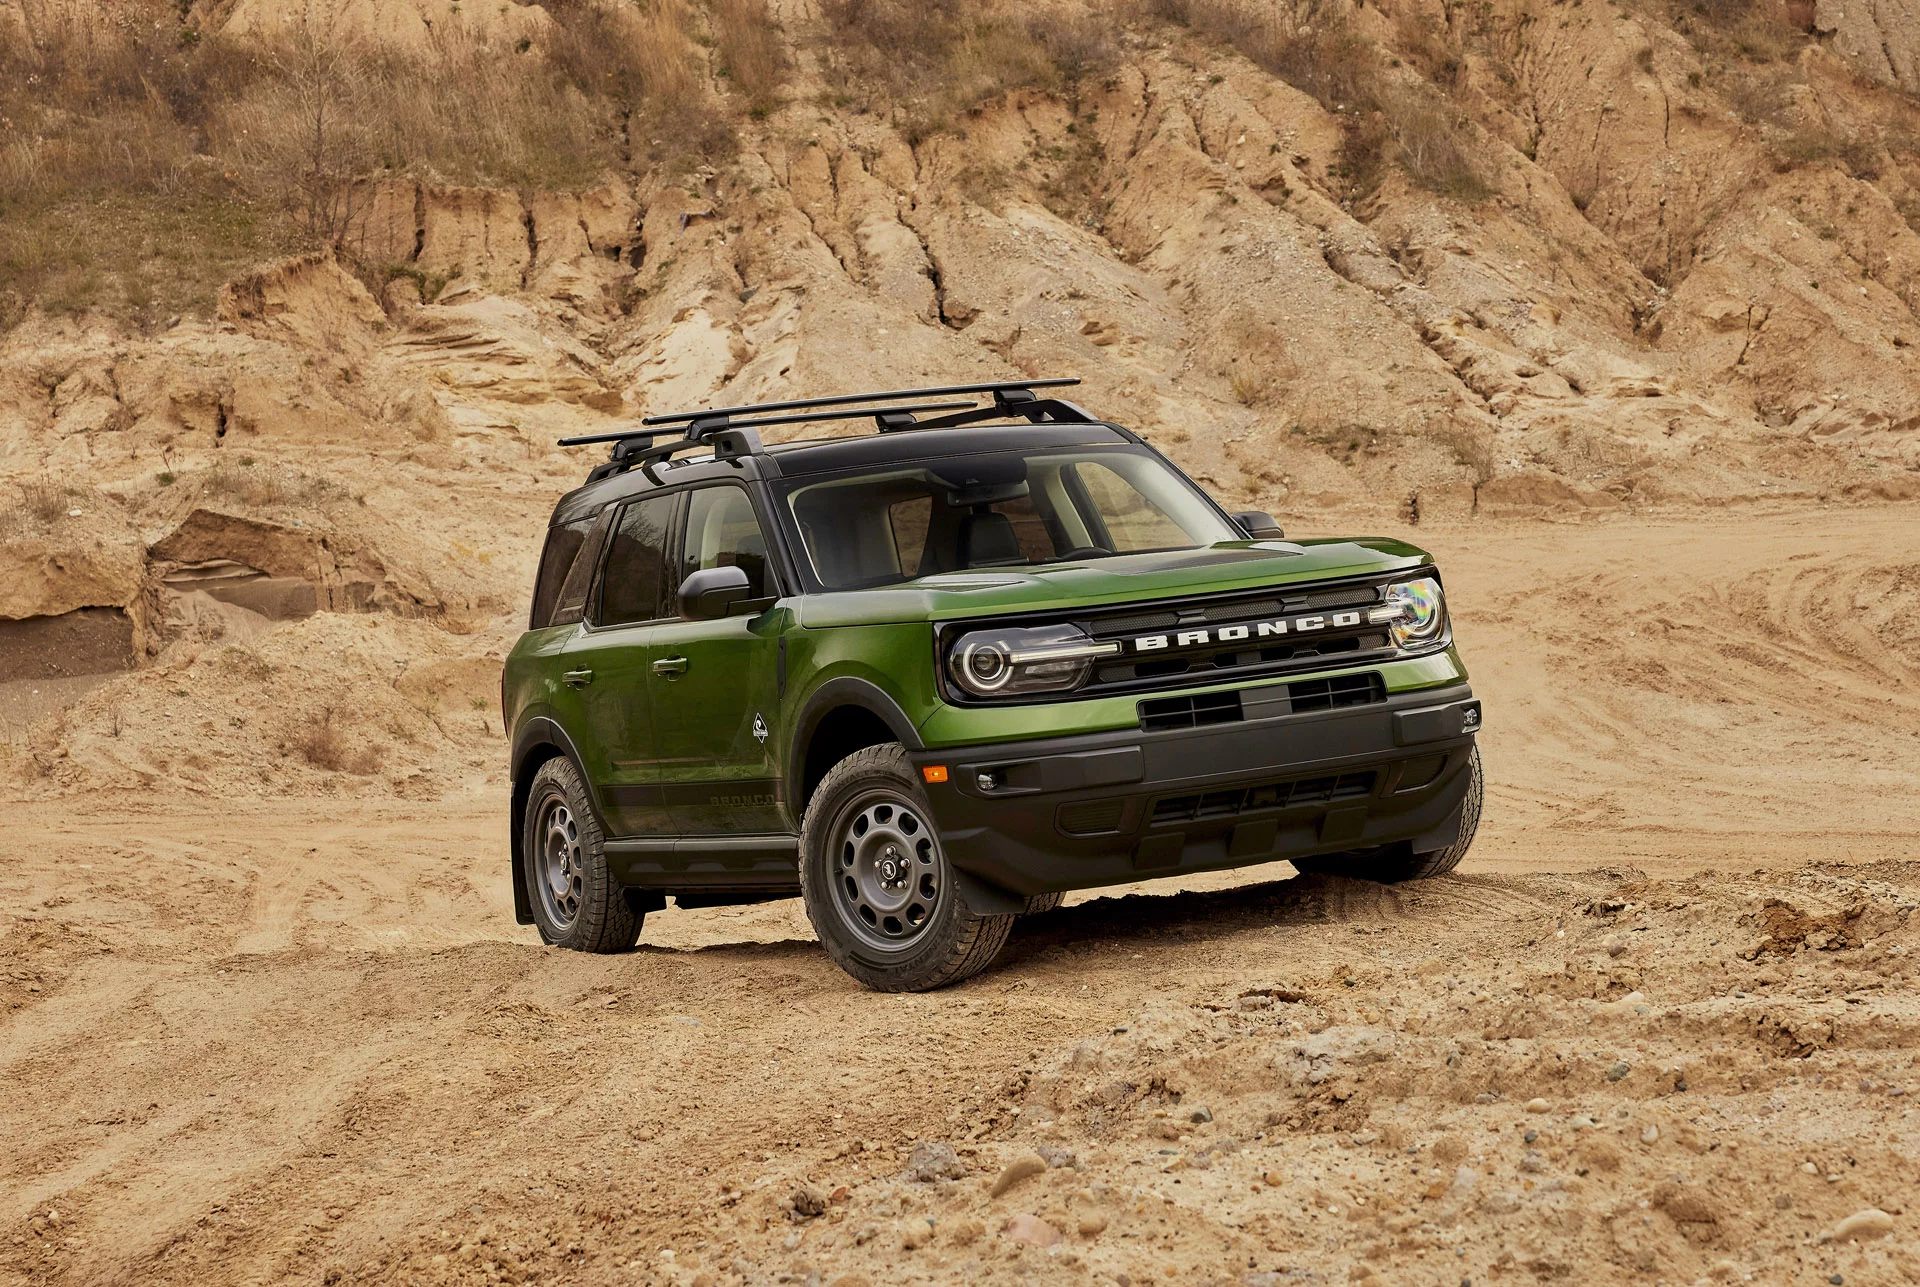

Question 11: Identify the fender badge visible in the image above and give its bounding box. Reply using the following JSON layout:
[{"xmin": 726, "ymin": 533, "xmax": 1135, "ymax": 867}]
[{"xmin": 752, "ymin": 713, "xmax": 770, "ymax": 744}]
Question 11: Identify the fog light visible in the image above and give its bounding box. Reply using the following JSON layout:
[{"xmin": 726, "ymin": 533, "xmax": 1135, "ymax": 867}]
[{"xmin": 976, "ymin": 772, "xmax": 997, "ymax": 792}]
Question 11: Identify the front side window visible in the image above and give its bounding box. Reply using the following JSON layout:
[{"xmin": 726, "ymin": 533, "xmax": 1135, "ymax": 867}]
[
  {"xmin": 596, "ymin": 493, "xmax": 677, "ymax": 626},
  {"xmin": 677, "ymin": 486, "xmax": 774, "ymax": 606},
  {"xmin": 779, "ymin": 448, "xmax": 1240, "ymax": 590}
]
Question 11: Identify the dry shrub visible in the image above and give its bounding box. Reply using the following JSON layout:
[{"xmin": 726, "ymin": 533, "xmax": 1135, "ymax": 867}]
[
  {"xmin": 0, "ymin": 480, "xmax": 70, "ymax": 535},
  {"xmin": 294, "ymin": 706, "xmax": 382, "ymax": 775},
  {"xmin": 1386, "ymin": 94, "xmax": 1493, "ymax": 201},
  {"xmin": 714, "ymin": 0, "xmax": 787, "ymax": 115},
  {"xmin": 1428, "ymin": 419, "xmax": 1496, "ymax": 487},
  {"xmin": 1147, "ymin": 0, "xmax": 1489, "ymax": 202},
  {"xmin": 821, "ymin": 0, "xmax": 1119, "ymax": 140},
  {"xmin": 1217, "ymin": 310, "xmax": 1300, "ymax": 406}
]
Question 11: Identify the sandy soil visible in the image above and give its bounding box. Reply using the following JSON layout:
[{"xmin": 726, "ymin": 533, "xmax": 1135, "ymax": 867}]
[{"xmin": 5, "ymin": 505, "xmax": 1920, "ymax": 1287}]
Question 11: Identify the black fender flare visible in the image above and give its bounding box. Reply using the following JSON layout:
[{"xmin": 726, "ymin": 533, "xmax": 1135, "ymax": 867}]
[
  {"xmin": 508, "ymin": 715, "xmax": 603, "ymax": 926},
  {"xmin": 785, "ymin": 676, "xmax": 923, "ymax": 819}
]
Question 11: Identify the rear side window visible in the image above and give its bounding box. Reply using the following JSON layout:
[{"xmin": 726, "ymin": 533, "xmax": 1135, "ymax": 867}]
[
  {"xmin": 529, "ymin": 518, "xmax": 594, "ymax": 629},
  {"xmin": 596, "ymin": 494, "xmax": 677, "ymax": 626}
]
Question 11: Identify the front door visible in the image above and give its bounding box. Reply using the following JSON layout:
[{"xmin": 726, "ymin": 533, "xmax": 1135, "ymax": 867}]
[
  {"xmin": 560, "ymin": 491, "xmax": 678, "ymax": 837},
  {"xmin": 647, "ymin": 484, "xmax": 788, "ymax": 836}
]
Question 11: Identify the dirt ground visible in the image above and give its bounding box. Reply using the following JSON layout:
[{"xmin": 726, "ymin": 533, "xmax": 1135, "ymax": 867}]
[{"xmin": 6, "ymin": 504, "xmax": 1920, "ymax": 1287}]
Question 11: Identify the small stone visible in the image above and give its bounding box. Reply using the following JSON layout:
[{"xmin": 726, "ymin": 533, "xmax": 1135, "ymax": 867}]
[
  {"xmin": 904, "ymin": 1140, "xmax": 966, "ymax": 1183},
  {"xmin": 1523, "ymin": 1131, "xmax": 1538, "ymax": 1144},
  {"xmin": 1037, "ymin": 1143, "xmax": 1077, "ymax": 1170},
  {"xmin": 1474, "ymin": 1092, "xmax": 1500, "ymax": 1105},
  {"xmin": 990, "ymin": 1154, "xmax": 1048, "ymax": 1198},
  {"xmin": 1076, "ymin": 1209, "xmax": 1108, "ymax": 1237},
  {"xmin": 1640, "ymin": 1125, "xmax": 1659, "ymax": 1144},
  {"xmin": 1674, "ymin": 1076, "xmax": 1689, "ymax": 1092},
  {"xmin": 1774, "ymin": 1194, "xmax": 1793, "ymax": 1210},
  {"xmin": 1606, "ymin": 1061, "xmax": 1631, "ymax": 1082},
  {"xmin": 1188, "ymin": 1106, "xmax": 1214, "ymax": 1124},
  {"xmin": 1519, "ymin": 1149, "xmax": 1547, "ymax": 1174},
  {"xmin": 1524, "ymin": 1098, "xmax": 1552, "ymax": 1114},
  {"xmin": 1829, "ymin": 1276, "xmax": 1844, "ymax": 1285},
  {"xmin": 899, "ymin": 1219, "xmax": 933, "ymax": 1250},
  {"xmin": 790, "ymin": 1184, "xmax": 828, "ymax": 1218},
  {"xmin": 1833, "ymin": 1208, "xmax": 1895, "ymax": 1241},
  {"xmin": 1607, "ymin": 938, "xmax": 1628, "ymax": 958},
  {"xmin": 1003, "ymin": 1214, "xmax": 1062, "ymax": 1248},
  {"xmin": 1263, "ymin": 1169, "xmax": 1285, "ymax": 1186}
]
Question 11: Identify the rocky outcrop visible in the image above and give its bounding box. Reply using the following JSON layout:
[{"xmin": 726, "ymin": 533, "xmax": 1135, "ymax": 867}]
[{"xmin": 1815, "ymin": 0, "xmax": 1920, "ymax": 93}]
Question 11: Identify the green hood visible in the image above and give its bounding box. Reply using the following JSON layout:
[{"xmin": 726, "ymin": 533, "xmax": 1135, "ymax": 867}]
[{"xmin": 795, "ymin": 538, "xmax": 1432, "ymax": 628}]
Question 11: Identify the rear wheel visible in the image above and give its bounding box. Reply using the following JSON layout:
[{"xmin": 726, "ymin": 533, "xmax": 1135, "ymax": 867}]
[
  {"xmin": 799, "ymin": 743, "xmax": 1014, "ymax": 991},
  {"xmin": 1023, "ymin": 891, "xmax": 1065, "ymax": 915},
  {"xmin": 1293, "ymin": 745, "xmax": 1483, "ymax": 883},
  {"xmin": 523, "ymin": 756, "xmax": 644, "ymax": 953}
]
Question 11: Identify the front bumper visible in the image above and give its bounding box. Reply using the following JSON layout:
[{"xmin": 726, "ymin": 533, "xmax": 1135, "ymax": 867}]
[{"xmin": 912, "ymin": 681, "xmax": 1479, "ymax": 896}]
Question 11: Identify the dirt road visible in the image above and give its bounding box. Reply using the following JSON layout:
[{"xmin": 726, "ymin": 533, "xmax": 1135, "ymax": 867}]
[{"xmin": 6, "ymin": 506, "xmax": 1920, "ymax": 1286}]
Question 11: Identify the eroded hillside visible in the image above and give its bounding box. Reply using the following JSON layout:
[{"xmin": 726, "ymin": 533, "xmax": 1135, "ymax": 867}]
[{"xmin": 4, "ymin": 0, "xmax": 1920, "ymax": 790}]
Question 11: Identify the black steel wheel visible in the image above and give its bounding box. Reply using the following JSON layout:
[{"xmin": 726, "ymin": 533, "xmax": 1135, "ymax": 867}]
[
  {"xmin": 522, "ymin": 756, "xmax": 643, "ymax": 953},
  {"xmin": 800, "ymin": 744, "xmax": 1013, "ymax": 991}
]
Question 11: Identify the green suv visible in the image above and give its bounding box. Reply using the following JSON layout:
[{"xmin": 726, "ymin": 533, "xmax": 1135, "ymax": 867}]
[{"xmin": 503, "ymin": 379, "xmax": 1481, "ymax": 990}]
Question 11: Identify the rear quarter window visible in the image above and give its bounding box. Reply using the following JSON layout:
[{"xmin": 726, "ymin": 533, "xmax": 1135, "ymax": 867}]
[{"xmin": 530, "ymin": 518, "xmax": 594, "ymax": 629}]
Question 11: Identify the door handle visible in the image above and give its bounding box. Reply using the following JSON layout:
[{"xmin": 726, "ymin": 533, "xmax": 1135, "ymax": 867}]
[
  {"xmin": 562, "ymin": 669, "xmax": 594, "ymax": 687},
  {"xmin": 651, "ymin": 656, "xmax": 689, "ymax": 678}
]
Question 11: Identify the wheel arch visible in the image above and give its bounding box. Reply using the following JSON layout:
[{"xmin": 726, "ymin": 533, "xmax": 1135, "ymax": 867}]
[
  {"xmin": 509, "ymin": 716, "xmax": 601, "ymax": 927},
  {"xmin": 788, "ymin": 677, "xmax": 924, "ymax": 823}
]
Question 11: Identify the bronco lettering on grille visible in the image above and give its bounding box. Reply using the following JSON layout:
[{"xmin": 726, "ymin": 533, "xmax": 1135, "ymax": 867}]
[{"xmin": 1128, "ymin": 608, "xmax": 1381, "ymax": 654}]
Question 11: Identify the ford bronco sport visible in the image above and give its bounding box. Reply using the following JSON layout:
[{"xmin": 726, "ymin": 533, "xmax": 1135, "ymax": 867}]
[{"xmin": 503, "ymin": 379, "xmax": 1482, "ymax": 991}]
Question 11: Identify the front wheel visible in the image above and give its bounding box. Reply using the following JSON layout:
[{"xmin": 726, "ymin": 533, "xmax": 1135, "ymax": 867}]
[
  {"xmin": 799, "ymin": 744, "xmax": 1014, "ymax": 991},
  {"xmin": 522, "ymin": 756, "xmax": 644, "ymax": 953},
  {"xmin": 1292, "ymin": 745, "xmax": 1483, "ymax": 883}
]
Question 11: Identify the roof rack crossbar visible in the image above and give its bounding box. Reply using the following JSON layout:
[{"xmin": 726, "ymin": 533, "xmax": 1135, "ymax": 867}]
[
  {"xmin": 904, "ymin": 397, "xmax": 1100, "ymax": 432},
  {"xmin": 640, "ymin": 378, "xmax": 1080, "ymax": 426}
]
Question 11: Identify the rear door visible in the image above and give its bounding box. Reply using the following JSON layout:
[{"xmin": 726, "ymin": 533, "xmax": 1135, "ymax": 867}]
[
  {"xmin": 645, "ymin": 483, "xmax": 788, "ymax": 836},
  {"xmin": 557, "ymin": 491, "xmax": 679, "ymax": 837}
]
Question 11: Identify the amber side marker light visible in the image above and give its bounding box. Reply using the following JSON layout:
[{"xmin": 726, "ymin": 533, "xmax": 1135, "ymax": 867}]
[{"xmin": 921, "ymin": 765, "xmax": 949, "ymax": 784}]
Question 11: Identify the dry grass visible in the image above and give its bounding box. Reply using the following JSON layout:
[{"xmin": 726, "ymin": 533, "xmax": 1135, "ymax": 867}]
[
  {"xmin": 0, "ymin": 480, "xmax": 72, "ymax": 536},
  {"xmin": 713, "ymin": 0, "xmax": 787, "ymax": 116},
  {"xmin": 820, "ymin": 0, "xmax": 1120, "ymax": 141},
  {"xmin": 1147, "ymin": 0, "xmax": 1490, "ymax": 203},
  {"xmin": 0, "ymin": 0, "xmax": 717, "ymax": 323},
  {"xmin": 194, "ymin": 460, "xmax": 350, "ymax": 510}
]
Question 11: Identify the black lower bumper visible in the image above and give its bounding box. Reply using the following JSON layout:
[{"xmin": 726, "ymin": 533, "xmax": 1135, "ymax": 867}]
[{"xmin": 912, "ymin": 683, "xmax": 1480, "ymax": 897}]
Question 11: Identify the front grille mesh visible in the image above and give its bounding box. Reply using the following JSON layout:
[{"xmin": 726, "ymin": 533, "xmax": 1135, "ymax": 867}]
[
  {"xmin": 1151, "ymin": 771, "xmax": 1377, "ymax": 825},
  {"xmin": 1138, "ymin": 690, "xmax": 1242, "ymax": 731}
]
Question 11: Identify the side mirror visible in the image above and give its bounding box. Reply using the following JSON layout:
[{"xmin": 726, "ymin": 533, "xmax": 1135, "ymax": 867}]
[
  {"xmin": 1230, "ymin": 510, "xmax": 1285, "ymax": 540},
  {"xmin": 678, "ymin": 565, "xmax": 751, "ymax": 620}
]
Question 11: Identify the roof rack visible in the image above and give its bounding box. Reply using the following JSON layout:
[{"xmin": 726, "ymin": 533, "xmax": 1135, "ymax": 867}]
[{"xmin": 558, "ymin": 377, "xmax": 1093, "ymax": 484}]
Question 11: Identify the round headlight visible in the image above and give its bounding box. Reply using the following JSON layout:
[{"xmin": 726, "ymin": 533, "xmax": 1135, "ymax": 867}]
[
  {"xmin": 946, "ymin": 623, "xmax": 1121, "ymax": 699},
  {"xmin": 955, "ymin": 638, "xmax": 1015, "ymax": 692},
  {"xmin": 1383, "ymin": 576, "xmax": 1446, "ymax": 648}
]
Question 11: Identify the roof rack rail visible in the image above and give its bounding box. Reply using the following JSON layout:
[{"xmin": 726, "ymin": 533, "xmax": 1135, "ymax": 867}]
[
  {"xmin": 639, "ymin": 377, "xmax": 1082, "ymax": 426},
  {"xmin": 557, "ymin": 376, "xmax": 1094, "ymax": 484}
]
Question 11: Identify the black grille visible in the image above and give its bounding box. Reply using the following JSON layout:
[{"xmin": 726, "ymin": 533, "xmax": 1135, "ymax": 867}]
[
  {"xmin": 1286, "ymin": 672, "xmax": 1386, "ymax": 712},
  {"xmin": 1151, "ymin": 772, "xmax": 1377, "ymax": 825},
  {"xmin": 1078, "ymin": 579, "xmax": 1397, "ymax": 695},
  {"xmin": 1139, "ymin": 690, "xmax": 1242, "ymax": 731},
  {"xmin": 1057, "ymin": 800, "xmax": 1127, "ymax": 835}
]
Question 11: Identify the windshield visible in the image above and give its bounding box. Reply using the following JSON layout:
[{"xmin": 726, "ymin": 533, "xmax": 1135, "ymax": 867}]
[{"xmin": 778, "ymin": 447, "xmax": 1243, "ymax": 590}]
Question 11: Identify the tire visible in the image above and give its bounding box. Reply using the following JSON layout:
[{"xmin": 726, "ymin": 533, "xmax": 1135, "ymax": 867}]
[
  {"xmin": 799, "ymin": 743, "xmax": 1015, "ymax": 991},
  {"xmin": 522, "ymin": 756, "xmax": 644, "ymax": 953},
  {"xmin": 1023, "ymin": 891, "xmax": 1066, "ymax": 915},
  {"xmin": 1293, "ymin": 745, "xmax": 1483, "ymax": 883}
]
